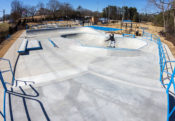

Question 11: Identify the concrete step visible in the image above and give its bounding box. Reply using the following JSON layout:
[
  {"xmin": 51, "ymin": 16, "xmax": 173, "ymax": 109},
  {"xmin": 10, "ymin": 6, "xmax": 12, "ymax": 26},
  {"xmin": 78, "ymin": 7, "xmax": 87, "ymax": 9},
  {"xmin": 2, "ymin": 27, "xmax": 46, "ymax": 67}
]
[{"xmin": 18, "ymin": 39, "xmax": 28, "ymax": 54}]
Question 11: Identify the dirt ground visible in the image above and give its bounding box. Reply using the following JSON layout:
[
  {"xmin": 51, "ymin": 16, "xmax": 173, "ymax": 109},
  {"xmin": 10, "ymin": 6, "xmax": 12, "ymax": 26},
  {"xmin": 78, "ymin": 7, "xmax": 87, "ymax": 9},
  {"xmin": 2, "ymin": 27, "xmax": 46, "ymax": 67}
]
[
  {"xmin": 0, "ymin": 30, "xmax": 24, "ymax": 58},
  {"xmin": 0, "ymin": 23, "xmax": 9, "ymax": 32},
  {"xmin": 141, "ymin": 23, "xmax": 175, "ymax": 57}
]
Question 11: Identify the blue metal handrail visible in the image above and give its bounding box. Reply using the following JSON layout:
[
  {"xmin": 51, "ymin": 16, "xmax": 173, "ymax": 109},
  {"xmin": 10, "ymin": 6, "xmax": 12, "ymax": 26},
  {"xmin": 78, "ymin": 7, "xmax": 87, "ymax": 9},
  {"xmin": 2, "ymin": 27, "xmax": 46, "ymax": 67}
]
[
  {"xmin": 122, "ymin": 33, "xmax": 135, "ymax": 38},
  {"xmin": 143, "ymin": 31, "xmax": 175, "ymax": 121},
  {"xmin": 142, "ymin": 32, "xmax": 152, "ymax": 41},
  {"xmin": 166, "ymin": 67, "xmax": 175, "ymax": 121},
  {"xmin": 0, "ymin": 71, "xmax": 7, "ymax": 121},
  {"xmin": 0, "ymin": 58, "xmax": 15, "ymax": 85},
  {"xmin": 0, "ymin": 58, "xmax": 15, "ymax": 121},
  {"xmin": 48, "ymin": 39, "xmax": 57, "ymax": 47}
]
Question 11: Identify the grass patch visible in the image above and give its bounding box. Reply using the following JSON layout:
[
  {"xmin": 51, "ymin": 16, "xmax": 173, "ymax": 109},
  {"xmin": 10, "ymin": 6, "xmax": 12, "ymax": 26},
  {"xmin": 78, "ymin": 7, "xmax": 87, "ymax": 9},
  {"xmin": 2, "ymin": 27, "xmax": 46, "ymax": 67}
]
[{"xmin": 0, "ymin": 23, "xmax": 9, "ymax": 32}]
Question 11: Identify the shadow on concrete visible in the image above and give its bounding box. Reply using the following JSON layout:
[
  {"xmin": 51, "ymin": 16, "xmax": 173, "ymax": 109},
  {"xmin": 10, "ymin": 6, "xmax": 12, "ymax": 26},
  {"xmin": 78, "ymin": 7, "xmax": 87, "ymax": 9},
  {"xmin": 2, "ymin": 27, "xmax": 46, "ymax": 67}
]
[
  {"xmin": 6, "ymin": 84, "xmax": 50, "ymax": 121},
  {"xmin": 15, "ymin": 80, "xmax": 35, "ymax": 87},
  {"xmin": 7, "ymin": 84, "xmax": 39, "ymax": 98}
]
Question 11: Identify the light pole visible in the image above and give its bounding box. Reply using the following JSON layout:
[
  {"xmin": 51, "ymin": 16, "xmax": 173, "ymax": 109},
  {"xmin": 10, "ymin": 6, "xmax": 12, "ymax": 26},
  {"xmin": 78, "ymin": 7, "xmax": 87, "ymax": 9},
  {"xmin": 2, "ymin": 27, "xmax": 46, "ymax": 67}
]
[
  {"xmin": 97, "ymin": 0, "xmax": 99, "ymax": 17},
  {"xmin": 65, "ymin": 3, "xmax": 69, "ymax": 27},
  {"xmin": 0, "ymin": 9, "xmax": 5, "ymax": 23},
  {"xmin": 107, "ymin": 1, "xmax": 110, "ymax": 22}
]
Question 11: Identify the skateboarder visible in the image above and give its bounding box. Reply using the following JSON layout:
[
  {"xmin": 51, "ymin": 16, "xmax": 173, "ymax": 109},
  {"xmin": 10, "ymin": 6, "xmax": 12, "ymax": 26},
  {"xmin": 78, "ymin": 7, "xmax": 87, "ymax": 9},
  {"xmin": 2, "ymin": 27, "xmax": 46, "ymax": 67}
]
[{"xmin": 105, "ymin": 33, "xmax": 116, "ymax": 48}]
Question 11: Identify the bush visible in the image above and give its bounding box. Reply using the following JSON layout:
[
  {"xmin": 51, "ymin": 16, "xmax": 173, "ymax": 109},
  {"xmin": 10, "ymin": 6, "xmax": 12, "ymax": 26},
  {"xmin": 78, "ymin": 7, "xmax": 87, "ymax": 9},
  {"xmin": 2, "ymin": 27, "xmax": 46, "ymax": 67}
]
[{"xmin": 0, "ymin": 31, "xmax": 9, "ymax": 43}]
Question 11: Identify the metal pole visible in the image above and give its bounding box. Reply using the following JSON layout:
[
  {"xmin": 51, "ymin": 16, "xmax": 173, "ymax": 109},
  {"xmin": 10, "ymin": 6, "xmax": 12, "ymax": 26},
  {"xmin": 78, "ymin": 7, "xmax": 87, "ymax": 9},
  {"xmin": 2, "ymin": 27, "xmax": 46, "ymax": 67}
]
[
  {"xmin": 108, "ymin": 6, "xmax": 110, "ymax": 23},
  {"xmin": 3, "ymin": 9, "xmax": 5, "ymax": 23},
  {"xmin": 97, "ymin": 0, "xmax": 99, "ymax": 17},
  {"xmin": 0, "ymin": 71, "xmax": 7, "ymax": 91}
]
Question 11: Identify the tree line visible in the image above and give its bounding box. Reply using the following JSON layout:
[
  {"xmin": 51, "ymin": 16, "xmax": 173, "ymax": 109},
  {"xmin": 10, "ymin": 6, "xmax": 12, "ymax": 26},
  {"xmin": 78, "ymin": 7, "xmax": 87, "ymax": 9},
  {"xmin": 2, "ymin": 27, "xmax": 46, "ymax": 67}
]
[
  {"xmin": 9, "ymin": 0, "xmax": 151, "ymax": 23},
  {"xmin": 102, "ymin": 6, "xmax": 140, "ymax": 22},
  {"xmin": 10, "ymin": 0, "xmax": 99, "ymax": 22},
  {"xmin": 149, "ymin": 0, "xmax": 175, "ymax": 35},
  {"xmin": 4, "ymin": 0, "xmax": 175, "ymax": 36}
]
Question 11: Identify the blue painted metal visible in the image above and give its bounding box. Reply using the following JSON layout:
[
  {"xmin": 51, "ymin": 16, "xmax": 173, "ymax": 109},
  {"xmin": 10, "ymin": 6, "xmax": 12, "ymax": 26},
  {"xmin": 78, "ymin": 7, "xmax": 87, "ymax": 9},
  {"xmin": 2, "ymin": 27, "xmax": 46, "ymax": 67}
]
[
  {"xmin": 0, "ymin": 72, "xmax": 7, "ymax": 91},
  {"xmin": 6, "ymin": 35, "xmax": 10, "ymax": 39},
  {"xmin": 0, "ymin": 58, "xmax": 15, "ymax": 85},
  {"xmin": 142, "ymin": 32, "xmax": 153, "ymax": 41},
  {"xmin": 0, "ymin": 111, "xmax": 3, "ymax": 117},
  {"xmin": 48, "ymin": 39, "xmax": 57, "ymax": 47},
  {"xmin": 0, "ymin": 58, "xmax": 15, "ymax": 121},
  {"xmin": 122, "ymin": 20, "xmax": 132, "ymax": 23},
  {"xmin": 3, "ymin": 90, "xmax": 6, "ymax": 121},
  {"xmin": 143, "ymin": 31, "xmax": 175, "ymax": 121},
  {"xmin": 166, "ymin": 67, "xmax": 175, "ymax": 121},
  {"xmin": 0, "ymin": 71, "xmax": 7, "ymax": 121},
  {"xmin": 86, "ymin": 26, "xmax": 122, "ymax": 31},
  {"xmin": 122, "ymin": 33, "xmax": 135, "ymax": 38}
]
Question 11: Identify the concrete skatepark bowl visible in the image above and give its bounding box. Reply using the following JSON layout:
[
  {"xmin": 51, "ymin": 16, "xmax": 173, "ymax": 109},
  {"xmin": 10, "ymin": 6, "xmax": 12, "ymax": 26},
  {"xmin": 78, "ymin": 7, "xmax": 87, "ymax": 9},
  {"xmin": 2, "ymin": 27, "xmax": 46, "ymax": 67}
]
[
  {"xmin": 0, "ymin": 27, "xmax": 168, "ymax": 121},
  {"xmin": 61, "ymin": 33, "xmax": 147, "ymax": 49}
]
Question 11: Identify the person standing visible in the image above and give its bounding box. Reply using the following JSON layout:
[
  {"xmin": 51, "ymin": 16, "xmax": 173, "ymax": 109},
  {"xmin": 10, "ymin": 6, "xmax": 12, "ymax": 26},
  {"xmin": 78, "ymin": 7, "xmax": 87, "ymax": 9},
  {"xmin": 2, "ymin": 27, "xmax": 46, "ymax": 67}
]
[{"xmin": 105, "ymin": 33, "xmax": 116, "ymax": 48}]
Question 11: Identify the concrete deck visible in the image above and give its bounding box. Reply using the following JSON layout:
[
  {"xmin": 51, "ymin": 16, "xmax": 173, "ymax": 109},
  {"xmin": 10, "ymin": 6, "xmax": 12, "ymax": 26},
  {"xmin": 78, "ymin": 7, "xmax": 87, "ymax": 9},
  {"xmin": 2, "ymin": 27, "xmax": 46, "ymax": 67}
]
[{"xmin": 1, "ymin": 27, "xmax": 167, "ymax": 121}]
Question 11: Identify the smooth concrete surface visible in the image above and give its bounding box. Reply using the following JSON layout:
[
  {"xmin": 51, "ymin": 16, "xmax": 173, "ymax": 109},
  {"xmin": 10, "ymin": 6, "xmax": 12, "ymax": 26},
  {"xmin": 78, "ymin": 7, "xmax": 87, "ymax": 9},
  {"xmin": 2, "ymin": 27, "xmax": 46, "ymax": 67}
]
[
  {"xmin": 18, "ymin": 39, "xmax": 28, "ymax": 53},
  {"xmin": 61, "ymin": 33, "xmax": 147, "ymax": 49},
  {"xmin": 27, "ymin": 40, "xmax": 41, "ymax": 50},
  {"xmin": 2, "ymin": 27, "xmax": 168, "ymax": 121}
]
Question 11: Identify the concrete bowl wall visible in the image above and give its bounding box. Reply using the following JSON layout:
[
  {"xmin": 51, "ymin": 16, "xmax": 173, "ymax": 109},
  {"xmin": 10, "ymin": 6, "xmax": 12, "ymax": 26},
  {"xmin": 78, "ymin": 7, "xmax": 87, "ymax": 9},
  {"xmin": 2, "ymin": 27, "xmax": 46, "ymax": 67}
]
[{"xmin": 61, "ymin": 33, "xmax": 147, "ymax": 50}]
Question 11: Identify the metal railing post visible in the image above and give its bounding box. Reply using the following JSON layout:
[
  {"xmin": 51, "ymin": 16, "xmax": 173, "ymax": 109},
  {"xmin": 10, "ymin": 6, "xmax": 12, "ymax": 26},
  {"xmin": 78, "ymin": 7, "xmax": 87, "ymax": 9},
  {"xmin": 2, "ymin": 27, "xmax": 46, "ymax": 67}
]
[
  {"xmin": 0, "ymin": 71, "xmax": 7, "ymax": 121},
  {"xmin": 143, "ymin": 31, "xmax": 175, "ymax": 121},
  {"xmin": 0, "ymin": 71, "xmax": 7, "ymax": 91}
]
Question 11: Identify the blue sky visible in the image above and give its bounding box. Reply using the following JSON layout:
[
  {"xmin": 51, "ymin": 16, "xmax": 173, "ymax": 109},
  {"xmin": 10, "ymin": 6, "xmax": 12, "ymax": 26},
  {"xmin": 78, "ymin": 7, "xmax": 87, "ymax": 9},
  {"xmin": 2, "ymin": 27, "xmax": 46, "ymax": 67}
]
[{"xmin": 0, "ymin": 0, "xmax": 156, "ymax": 17}]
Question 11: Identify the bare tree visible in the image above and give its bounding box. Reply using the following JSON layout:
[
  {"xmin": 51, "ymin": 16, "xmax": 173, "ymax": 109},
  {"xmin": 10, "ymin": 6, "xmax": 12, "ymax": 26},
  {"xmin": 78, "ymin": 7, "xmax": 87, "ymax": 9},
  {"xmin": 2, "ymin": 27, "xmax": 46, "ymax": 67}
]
[
  {"xmin": 37, "ymin": 2, "xmax": 45, "ymax": 9},
  {"xmin": 47, "ymin": 0, "xmax": 60, "ymax": 19},
  {"xmin": 76, "ymin": 6, "xmax": 93, "ymax": 17},
  {"xmin": 37, "ymin": 2, "xmax": 46, "ymax": 15},
  {"xmin": 173, "ymin": 0, "xmax": 175, "ymax": 32},
  {"xmin": 37, "ymin": 2, "xmax": 48, "ymax": 21},
  {"xmin": 149, "ymin": 0, "xmax": 173, "ymax": 32},
  {"xmin": 11, "ymin": 0, "xmax": 24, "ymax": 21},
  {"xmin": 28, "ymin": 6, "xmax": 37, "ymax": 20},
  {"xmin": 59, "ymin": 3, "xmax": 73, "ymax": 19}
]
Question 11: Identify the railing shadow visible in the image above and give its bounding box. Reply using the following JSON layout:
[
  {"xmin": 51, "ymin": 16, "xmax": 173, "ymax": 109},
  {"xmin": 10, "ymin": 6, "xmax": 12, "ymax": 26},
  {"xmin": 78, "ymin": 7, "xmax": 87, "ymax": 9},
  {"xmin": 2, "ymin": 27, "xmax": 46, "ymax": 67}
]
[
  {"xmin": 7, "ymin": 89, "xmax": 50, "ymax": 121},
  {"xmin": 6, "ymin": 80, "xmax": 50, "ymax": 121},
  {"xmin": 0, "ymin": 65, "xmax": 50, "ymax": 121},
  {"xmin": 7, "ymin": 84, "xmax": 39, "ymax": 98},
  {"xmin": 5, "ymin": 80, "xmax": 38, "ymax": 98},
  {"xmin": 0, "ymin": 58, "xmax": 15, "ymax": 85},
  {"xmin": 15, "ymin": 80, "xmax": 35, "ymax": 87},
  {"xmin": 4, "ymin": 77, "xmax": 50, "ymax": 121}
]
